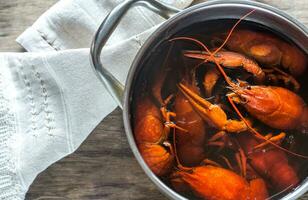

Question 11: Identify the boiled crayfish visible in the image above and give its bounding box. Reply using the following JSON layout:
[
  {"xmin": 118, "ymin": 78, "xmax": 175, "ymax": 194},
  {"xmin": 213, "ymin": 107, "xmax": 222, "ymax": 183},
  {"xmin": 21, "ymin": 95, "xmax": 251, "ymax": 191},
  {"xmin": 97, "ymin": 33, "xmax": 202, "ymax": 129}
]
[
  {"xmin": 216, "ymin": 29, "xmax": 307, "ymax": 76},
  {"xmin": 171, "ymin": 165, "xmax": 268, "ymax": 200},
  {"xmin": 237, "ymin": 134, "xmax": 299, "ymax": 192},
  {"xmin": 170, "ymin": 143, "xmax": 268, "ymax": 200},
  {"xmin": 134, "ymin": 95, "xmax": 174, "ymax": 176},
  {"xmin": 184, "ymin": 49, "xmax": 265, "ymax": 83},
  {"xmin": 229, "ymin": 84, "xmax": 308, "ymax": 134},
  {"xmin": 134, "ymin": 68, "xmax": 183, "ymax": 176},
  {"xmin": 174, "ymin": 72, "xmax": 207, "ymax": 167}
]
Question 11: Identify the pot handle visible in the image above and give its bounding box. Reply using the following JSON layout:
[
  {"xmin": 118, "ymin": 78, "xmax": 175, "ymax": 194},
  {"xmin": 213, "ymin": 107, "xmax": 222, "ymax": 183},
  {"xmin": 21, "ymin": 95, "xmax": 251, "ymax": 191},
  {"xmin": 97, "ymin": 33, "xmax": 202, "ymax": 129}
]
[{"xmin": 90, "ymin": 0, "xmax": 180, "ymax": 109}]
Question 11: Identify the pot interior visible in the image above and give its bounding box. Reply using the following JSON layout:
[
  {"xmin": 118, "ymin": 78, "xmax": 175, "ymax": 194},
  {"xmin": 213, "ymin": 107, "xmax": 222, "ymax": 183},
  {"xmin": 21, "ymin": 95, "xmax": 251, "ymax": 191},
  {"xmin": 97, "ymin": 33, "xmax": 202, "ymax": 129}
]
[{"xmin": 125, "ymin": 2, "xmax": 308, "ymax": 200}]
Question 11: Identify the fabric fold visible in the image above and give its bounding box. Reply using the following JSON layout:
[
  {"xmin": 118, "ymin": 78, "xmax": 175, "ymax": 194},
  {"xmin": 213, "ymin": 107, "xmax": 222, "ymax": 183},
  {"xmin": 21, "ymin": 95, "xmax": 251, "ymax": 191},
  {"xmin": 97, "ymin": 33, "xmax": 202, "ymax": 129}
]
[{"xmin": 17, "ymin": 0, "xmax": 193, "ymax": 52}]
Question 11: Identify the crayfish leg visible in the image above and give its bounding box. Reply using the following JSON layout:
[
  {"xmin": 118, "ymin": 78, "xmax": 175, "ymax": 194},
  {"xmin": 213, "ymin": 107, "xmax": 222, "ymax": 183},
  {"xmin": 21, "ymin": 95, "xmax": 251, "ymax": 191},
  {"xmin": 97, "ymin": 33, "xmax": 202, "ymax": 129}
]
[
  {"xmin": 253, "ymin": 132, "xmax": 286, "ymax": 150},
  {"xmin": 208, "ymin": 131, "xmax": 226, "ymax": 142},
  {"xmin": 201, "ymin": 159, "xmax": 222, "ymax": 167},
  {"xmin": 203, "ymin": 67, "xmax": 220, "ymax": 97}
]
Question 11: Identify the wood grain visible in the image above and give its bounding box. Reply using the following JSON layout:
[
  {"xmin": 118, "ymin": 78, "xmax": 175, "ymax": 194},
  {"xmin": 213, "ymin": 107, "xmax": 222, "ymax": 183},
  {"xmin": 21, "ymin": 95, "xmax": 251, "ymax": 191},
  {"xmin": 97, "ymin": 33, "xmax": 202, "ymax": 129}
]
[{"xmin": 0, "ymin": 0, "xmax": 307, "ymax": 199}]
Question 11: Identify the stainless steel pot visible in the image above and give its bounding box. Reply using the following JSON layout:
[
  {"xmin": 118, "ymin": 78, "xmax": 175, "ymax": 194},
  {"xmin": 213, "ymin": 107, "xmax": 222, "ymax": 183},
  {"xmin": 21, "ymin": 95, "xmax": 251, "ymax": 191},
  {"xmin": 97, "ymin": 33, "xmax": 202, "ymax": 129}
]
[{"xmin": 90, "ymin": 0, "xmax": 308, "ymax": 199}]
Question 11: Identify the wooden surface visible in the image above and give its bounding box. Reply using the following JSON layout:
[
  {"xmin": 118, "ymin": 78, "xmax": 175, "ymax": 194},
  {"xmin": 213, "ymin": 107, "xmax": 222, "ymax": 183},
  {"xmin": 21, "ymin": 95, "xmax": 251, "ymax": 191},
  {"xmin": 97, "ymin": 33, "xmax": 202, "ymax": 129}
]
[{"xmin": 0, "ymin": 0, "xmax": 307, "ymax": 199}]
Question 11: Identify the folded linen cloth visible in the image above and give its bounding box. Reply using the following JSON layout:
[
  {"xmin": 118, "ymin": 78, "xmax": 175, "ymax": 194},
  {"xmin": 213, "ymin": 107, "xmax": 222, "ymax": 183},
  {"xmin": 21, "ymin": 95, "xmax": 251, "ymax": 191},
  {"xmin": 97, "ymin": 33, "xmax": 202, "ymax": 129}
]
[
  {"xmin": 17, "ymin": 0, "xmax": 192, "ymax": 52},
  {"xmin": 1, "ymin": 0, "xmax": 193, "ymax": 199}
]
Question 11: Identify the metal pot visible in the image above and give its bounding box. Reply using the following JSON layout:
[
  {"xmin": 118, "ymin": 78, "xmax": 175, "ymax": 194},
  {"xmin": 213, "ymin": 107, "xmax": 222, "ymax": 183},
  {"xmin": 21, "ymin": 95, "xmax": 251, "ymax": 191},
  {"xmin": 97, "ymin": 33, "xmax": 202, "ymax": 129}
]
[{"xmin": 90, "ymin": 0, "xmax": 308, "ymax": 199}]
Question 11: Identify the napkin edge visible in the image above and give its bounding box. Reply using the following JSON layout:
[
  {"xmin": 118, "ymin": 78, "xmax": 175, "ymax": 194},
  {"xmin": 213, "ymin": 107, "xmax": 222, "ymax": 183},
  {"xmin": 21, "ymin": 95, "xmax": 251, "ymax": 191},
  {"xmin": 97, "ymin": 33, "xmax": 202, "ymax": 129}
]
[{"xmin": 16, "ymin": 27, "xmax": 57, "ymax": 53}]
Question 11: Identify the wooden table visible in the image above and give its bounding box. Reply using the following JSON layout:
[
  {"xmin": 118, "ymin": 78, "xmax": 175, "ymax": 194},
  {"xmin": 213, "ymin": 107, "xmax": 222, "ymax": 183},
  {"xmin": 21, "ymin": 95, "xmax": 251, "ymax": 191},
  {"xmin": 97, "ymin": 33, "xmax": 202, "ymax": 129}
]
[{"xmin": 0, "ymin": 0, "xmax": 307, "ymax": 199}]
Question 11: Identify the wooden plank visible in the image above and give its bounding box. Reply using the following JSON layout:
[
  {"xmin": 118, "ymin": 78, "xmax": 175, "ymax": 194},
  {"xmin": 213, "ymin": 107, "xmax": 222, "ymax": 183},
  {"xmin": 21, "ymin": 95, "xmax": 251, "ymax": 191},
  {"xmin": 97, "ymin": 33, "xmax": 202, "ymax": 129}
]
[
  {"xmin": 0, "ymin": 0, "xmax": 307, "ymax": 199},
  {"xmin": 0, "ymin": 0, "xmax": 58, "ymax": 51}
]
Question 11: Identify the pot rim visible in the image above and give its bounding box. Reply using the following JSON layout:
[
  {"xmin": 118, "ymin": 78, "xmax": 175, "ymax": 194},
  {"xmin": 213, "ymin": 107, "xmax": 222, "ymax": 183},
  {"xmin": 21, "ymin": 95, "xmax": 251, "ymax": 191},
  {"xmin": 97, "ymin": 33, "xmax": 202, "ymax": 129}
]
[{"xmin": 123, "ymin": 1, "xmax": 308, "ymax": 200}]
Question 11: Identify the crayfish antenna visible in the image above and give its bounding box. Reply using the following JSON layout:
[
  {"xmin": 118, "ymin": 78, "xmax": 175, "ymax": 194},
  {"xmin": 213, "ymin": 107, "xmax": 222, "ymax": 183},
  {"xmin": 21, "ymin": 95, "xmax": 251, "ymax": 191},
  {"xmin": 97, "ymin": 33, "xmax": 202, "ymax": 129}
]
[
  {"xmin": 239, "ymin": 148, "xmax": 247, "ymax": 178},
  {"xmin": 212, "ymin": 9, "xmax": 256, "ymax": 55},
  {"xmin": 172, "ymin": 128, "xmax": 193, "ymax": 171},
  {"xmin": 220, "ymin": 155, "xmax": 234, "ymax": 171},
  {"xmin": 227, "ymin": 96, "xmax": 308, "ymax": 159},
  {"xmin": 151, "ymin": 41, "xmax": 176, "ymax": 106}
]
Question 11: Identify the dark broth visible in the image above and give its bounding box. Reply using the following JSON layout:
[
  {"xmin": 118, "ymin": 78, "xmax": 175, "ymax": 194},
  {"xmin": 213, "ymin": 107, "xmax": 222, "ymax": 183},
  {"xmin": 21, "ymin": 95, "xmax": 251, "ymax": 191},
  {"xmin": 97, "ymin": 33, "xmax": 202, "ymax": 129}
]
[{"xmin": 132, "ymin": 19, "xmax": 308, "ymax": 200}]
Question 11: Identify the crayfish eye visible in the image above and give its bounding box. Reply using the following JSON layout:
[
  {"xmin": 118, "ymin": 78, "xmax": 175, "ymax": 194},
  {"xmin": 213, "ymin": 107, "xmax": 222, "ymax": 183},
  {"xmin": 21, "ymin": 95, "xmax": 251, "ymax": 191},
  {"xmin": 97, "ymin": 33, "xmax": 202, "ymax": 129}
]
[
  {"xmin": 247, "ymin": 86, "xmax": 251, "ymax": 90},
  {"xmin": 241, "ymin": 97, "xmax": 248, "ymax": 104}
]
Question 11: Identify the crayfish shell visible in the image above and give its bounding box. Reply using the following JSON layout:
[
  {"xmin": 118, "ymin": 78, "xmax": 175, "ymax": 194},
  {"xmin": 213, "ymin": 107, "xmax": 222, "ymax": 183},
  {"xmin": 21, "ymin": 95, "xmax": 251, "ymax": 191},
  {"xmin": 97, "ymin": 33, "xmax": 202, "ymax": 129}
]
[
  {"xmin": 249, "ymin": 178, "xmax": 269, "ymax": 200},
  {"xmin": 174, "ymin": 90, "xmax": 207, "ymax": 166},
  {"xmin": 237, "ymin": 134, "xmax": 299, "ymax": 192},
  {"xmin": 233, "ymin": 86, "xmax": 305, "ymax": 130},
  {"xmin": 134, "ymin": 96, "xmax": 174, "ymax": 176},
  {"xmin": 134, "ymin": 114, "xmax": 165, "ymax": 144},
  {"xmin": 171, "ymin": 166, "xmax": 252, "ymax": 200},
  {"xmin": 138, "ymin": 143, "xmax": 174, "ymax": 176},
  {"xmin": 223, "ymin": 29, "xmax": 307, "ymax": 76}
]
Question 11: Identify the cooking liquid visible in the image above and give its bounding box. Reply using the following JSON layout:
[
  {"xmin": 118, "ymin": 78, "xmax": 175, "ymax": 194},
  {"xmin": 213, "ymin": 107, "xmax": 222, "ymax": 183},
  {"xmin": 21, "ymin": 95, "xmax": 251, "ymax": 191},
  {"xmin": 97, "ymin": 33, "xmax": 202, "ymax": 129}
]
[{"xmin": 132, "ymin": 19, "xmax": 308, "ymax": 200}]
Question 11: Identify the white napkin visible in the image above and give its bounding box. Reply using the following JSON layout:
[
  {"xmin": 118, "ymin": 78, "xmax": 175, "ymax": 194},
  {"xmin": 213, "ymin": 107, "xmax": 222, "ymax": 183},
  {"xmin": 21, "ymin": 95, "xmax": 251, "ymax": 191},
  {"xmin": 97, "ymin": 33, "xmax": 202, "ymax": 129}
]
[
  {"xmin": 0, "ymin": 0, "xmax": 193, "ymax": 199},
  {"xmin": 17, "ymin": 0, "xmax": 192, "ymax": 52}
]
